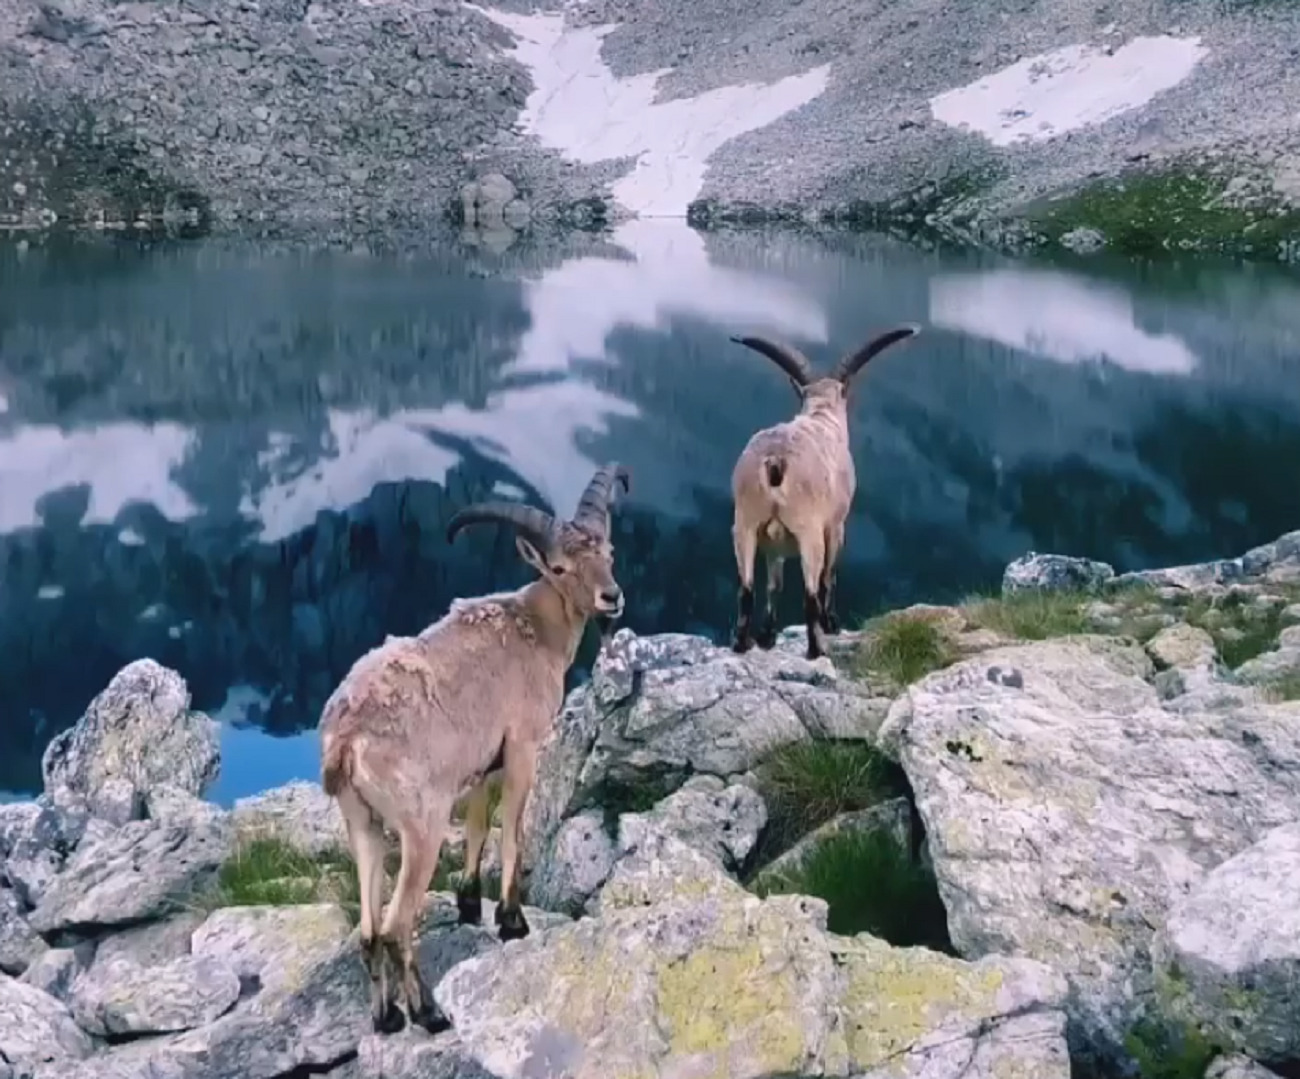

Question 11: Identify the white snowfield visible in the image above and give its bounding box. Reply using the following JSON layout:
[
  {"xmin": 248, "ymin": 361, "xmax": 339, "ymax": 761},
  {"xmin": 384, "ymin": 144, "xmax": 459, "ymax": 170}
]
[{"xmin": 929, "ymin": 35, "xmax": 1209, "ymax": 148}]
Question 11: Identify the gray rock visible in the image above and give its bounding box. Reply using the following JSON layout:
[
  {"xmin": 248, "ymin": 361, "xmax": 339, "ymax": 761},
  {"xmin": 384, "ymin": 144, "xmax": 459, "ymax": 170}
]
[
  {"xmin": 523, "ymin": 628, "xmax": 891, "ymax": 878},
  {"xmin": 41, "ymin": 659, "xmax": 220, "ymax": 814},
  {"xmin": 357, "ymin": 1031, "xmax": 495, "ymax": 1078},
  {"xmin": 590, "ymin": 829, "xmax": 751, "ymax": 915},
  {"xmin": 879, "ymin": 635, "xmax": 1300, "ymax": 1071},
  {"xmin": 1, "ymin": 801, "xmax": 91, "ymax": 909},
  {"xmin": 1235, "ymin": 626, "xmax": 1300, "ymax": 685},
  {"xmin": 191, "ymin": 903, "xmax": 353, "ymax": 995},
  {"xmin": 89, "ymin": 778, "xmax": 145, "ymax": 827},
  {"xmin": 1154, "ymin": 822, "xmax": 1300, "ymax": 1063},
  {"xmin": 0, "ymin": 887, "xmax": 46, "ymax": 975},
  {"xmin": 524, "ymin": 809, "xmax": 616, "ymax": 917},
  {"xmin": 749, "ymin": 797, "xmax": 913, "ymax": 890},
  {"xmin": 146, "ymin": 786, "xmax": 227, "ymax": 831},
  {"xmin": 230, "ymin": 780, "xmax": 347, "ymax": 857},
  {"xmin": 0, "ymin": 977, "xmax": 95, "ymax": 1074},
  {"xmin": 617, "ymin": 774, "xmax": 768, "ymax": 873},
  {"xmin": 1205, "ymin": 1055, "xmax": 1285, "ymax": 1079},
  {"xmin": 437, "ymin": 844, "xmax": 1070, "ymax": 1079},
  {"xmin": 19, "ymin": 946, "xmax": 91, "ymax": 1002},
  {"xmin": 91, "ymin": 912, "xmax": 207, "ymax": 970},
  {"xmin": 28, "ymin": 818, "xmax": 232, "ymax": 939},
  {"xmin": 1002, "ymin": 551, "xmax": 1116, "ymax": 595},
  {"xmin": 71, "ymin": 954, "xmax": 241, "ymax": 1036}
]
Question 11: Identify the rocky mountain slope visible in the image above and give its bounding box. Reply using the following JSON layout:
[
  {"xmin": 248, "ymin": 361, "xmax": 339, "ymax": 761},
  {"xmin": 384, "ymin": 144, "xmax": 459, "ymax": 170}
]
[
  {"xmin": 2, "ymin": 528, "xmax": 1299, "ymax": 1078},
  {"xmin": 1, "ymin": 0, "xmax": 1298, "ymax": 257}
]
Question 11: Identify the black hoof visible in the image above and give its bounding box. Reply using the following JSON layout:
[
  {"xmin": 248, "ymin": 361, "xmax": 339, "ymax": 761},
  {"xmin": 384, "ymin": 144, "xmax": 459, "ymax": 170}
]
[
  {"xmin": 495, "ymin": 903, "xmax": 530, "ymax": 942},
  {"xmin": 374, "ymin": 999, "xmax": 407, "ymax": 1035},
  {"xmin": 411, "ymin": 1001, "xmax": 452, "ymax": 1035},
  {"xmin": 755, "ymin": 626, "xmax": 777, "ymax": 650},
  {"xmin": 732, "ymin": 634, "xmax": 754, "ymax": 654},
  {"xmin": 457, "ymin": 891, "xmax": 483, "ymax": 927}
]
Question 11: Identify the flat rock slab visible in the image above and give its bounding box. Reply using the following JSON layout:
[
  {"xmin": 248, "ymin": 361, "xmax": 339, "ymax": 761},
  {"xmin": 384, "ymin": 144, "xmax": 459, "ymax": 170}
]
[
  {"xmin": 1155, "ymin": 822, "xmax": 1300, "ymax": 1064},
  {"xmin": 29, "ymin": 819, "xmax": 232, "ymax": 939},
  {"xmin": 879, "ymin": 634, "xmax": 1300, "ymax": 1070},
  {"xmin": 437, "ymin": 835, "xmax": 1070, "ymax": 1079},
  {"xmin": 71, "ymin": 954, "xmax": 241, "ymax": 1036}
]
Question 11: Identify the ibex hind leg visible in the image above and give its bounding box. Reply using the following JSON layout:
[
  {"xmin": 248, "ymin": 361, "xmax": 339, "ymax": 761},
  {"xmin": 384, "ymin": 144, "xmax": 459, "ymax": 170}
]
[
  {"xmin": 336, "ymin": 786, "xmax": 404, "ymax": 1034},
  {"xmin": 756, "ymin": 553, "xmax": 783, "ymax": 649},
  {"xmin": 819, "ymin": 522, "xmax": 845, "ymax": 635},
  {"xmin": 731, "ymin": 521, "xmax": 759, "ymax": 653}
]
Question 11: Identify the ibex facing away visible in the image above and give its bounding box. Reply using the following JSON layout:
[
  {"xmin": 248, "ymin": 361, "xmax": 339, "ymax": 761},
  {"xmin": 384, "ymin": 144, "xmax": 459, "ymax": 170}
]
[
  {"xmin": 319, "ymin": 464, "xmax": 629, "ymax": 1035},
  {"xmin": 728, "ymin": 325, "xmax": 921, "ymax": 659}
]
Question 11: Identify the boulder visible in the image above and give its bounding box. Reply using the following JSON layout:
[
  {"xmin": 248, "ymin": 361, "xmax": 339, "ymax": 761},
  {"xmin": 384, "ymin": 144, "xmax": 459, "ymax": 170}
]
[
  {"xmin": 1002, "ymin": 552, "xmax": 1115, "ymax": 595},
  {"xmin": 230, "ymin": 781, "xmax": 347, "ymax": 857},
  {"xmin": 28, "ymin": 818, "xmax": 232, "ymax": 939},
  {"xmin": 0, "ymin": 886, "xmax": 45, "ymax": 975},
  {"xmin": 191, "ymin": 903, "xmax": 354, "ymax": 996},
  {"xmin": 523, "ymin": 809, "xmax": 616, "ymax": 916},
  {"xmin": 70, "ymin": 954, "xmax": 241, "ymax": 1036},
  {"xmin": 1, "ymin": 801, "xmax": 92, "ymax": 908},
  {"xmin": 436, "ymin": 835, "xmax": 1071, "ymax": 1079},
  {"xmin": 0, "ymin": 976, "xmax": 95, "ymax": 1075},
  {"xmin": 1154, "ymin": 822, "xmax": 1300, "ymax": 1064},
  {"xmin": 618, "ymin": 774, "xmax": 768, "ymax": 873},
  {"xmin": 41, "ymin": 659, "xmax": 220, "ymax": 816},
  {"xmin": 19, "ymin": 945, "xmax": 90, "ymax": 1002},
  {"xmin": 879, "ymin": 634, "xmax": 1300, "ymax": 1070},
  {"xmin": 356, "ymin": 1031, "xmax": 495, "ymax": 1078},
  {"xmin": 1205, "ymin": 1055, "xmax": 1286, "ymax": 1079},
  {"xmin": 522, "ymin": 628, "xmax": 890, "ymax": 880},
  {"xmin": 1235, "ymin": 625, "xmax": 1300, "ymax": 686}
]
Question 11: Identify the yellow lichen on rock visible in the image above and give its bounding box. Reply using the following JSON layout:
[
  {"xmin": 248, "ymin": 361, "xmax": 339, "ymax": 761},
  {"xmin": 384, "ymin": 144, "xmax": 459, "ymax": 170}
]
[{"xmin": 836, "ymin": 935, "xmax": 1007, "ymax": 1070}]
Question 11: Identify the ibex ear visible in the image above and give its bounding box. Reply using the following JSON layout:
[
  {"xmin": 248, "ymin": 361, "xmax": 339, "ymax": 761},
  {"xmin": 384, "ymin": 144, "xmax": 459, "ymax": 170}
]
[{"xmin": 515, "ymin": 535, "xmax": 548, "ymax": 574}]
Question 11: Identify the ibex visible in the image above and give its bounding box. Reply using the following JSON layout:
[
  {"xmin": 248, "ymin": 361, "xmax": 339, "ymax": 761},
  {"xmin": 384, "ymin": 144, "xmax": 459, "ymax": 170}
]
[
  {"xmin": 319, "ymin": 463, "xmax": 629, "ymax": 1034},
  {"xmin": 728, "ymin": 325, "xmax": 921, "ymax": 659}
]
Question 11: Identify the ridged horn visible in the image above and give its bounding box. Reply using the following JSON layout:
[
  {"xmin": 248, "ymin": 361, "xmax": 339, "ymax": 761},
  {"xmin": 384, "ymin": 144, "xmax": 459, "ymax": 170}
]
[
  {"xmin": 832, "ymin": 324, "xmax": 921, "ymax": 383},
  {"xmin": 729, "ymin": 334, "xmax": 813, "ymax": 386},
  {"xmin": 445, "ymin": 501, "xmax": 557, "ymax": 552},
  {"xmin": 572, "ymin": 463, "xmax": 630, "ymax": 535}
]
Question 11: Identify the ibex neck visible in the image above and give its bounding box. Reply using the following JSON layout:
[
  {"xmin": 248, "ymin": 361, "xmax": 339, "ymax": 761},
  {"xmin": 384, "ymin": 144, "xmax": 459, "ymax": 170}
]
[{"xmin": 520, "ymin": 578, "xmax": 587, "ymax": 666}]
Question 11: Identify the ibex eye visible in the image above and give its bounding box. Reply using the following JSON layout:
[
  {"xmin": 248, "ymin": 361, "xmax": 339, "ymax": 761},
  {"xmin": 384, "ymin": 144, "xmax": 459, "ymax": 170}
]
[{"xmin": 550, "ymin": 564, "xmax": 566, "ymax": 575}]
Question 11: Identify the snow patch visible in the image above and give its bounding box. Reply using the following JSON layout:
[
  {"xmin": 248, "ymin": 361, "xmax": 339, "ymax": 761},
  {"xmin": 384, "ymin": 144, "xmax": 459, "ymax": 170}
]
[
  {"xmin": 473, "ymin": 5, "xmax": 830, "ymax": 216},
  {"xmin": 928, "ymin": 267, "xmax": 1198, "ymax": 376},
  {"xmin": 930, "ymin": 35, "xmax": 1208, "ymax": 148}
]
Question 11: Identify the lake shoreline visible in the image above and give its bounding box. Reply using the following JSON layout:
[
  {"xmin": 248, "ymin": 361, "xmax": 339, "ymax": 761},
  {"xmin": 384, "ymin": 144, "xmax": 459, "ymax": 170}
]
[{"xmin": 3, "ymin": 0, "xmax": 1298, "ymax": 263}]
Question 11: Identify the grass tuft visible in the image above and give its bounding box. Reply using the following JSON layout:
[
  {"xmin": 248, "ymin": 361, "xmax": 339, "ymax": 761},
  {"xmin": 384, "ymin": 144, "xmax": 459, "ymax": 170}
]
[
  {"xmin": 961, "ymin": 589, "xmax": 1092, "ymax": 640},
  {"xmin": 853, "ymin": 612, "xmax": 955, "ymax": 686},
  {"xmin": 1260, "ymin": 672, "xmax": 1300, "ymax": 703},
  {"xmin": 1179, "ymin": 594, "xmax": 1288, "ymax": 669},
  {"xmin": 748, "ymin": 740, "xmax": 905, "ymax": 870},
  {"xmin": 1123, "ymin": 1018, "xmax": 1218, "ymax": 1079},
  {"xmin": 198, "ymin": 835, "xmax": 467, "ymax": 921},
  {"xmin": 753, "ymin": 827, "xmax": 952, "ymax": 952}
]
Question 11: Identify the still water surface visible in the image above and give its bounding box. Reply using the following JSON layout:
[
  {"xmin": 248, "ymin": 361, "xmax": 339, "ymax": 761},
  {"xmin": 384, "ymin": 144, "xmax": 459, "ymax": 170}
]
[{"xmin": 2, "ymin": 220, "xmax": 1298, "ymax": 804}]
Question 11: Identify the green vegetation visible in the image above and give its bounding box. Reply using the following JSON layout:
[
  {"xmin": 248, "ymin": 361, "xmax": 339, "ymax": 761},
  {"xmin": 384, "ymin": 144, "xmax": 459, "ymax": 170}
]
[
  {"xmin": 1261, "ymin": 672, "xmax": 1300, "ymax": 703},
  {"xmin": 749, "ymin": 740, "xmax": 906, "ymax": 868},
  {"xmin": 198, "ymin": 836, "xmax": 467, "ymax": 921},
  {"xmin": 852, "ymin": 611, "xmax": 956, "ymax": 686},
  {"xmin": 754, "ymin": 827, "xmax": 953, "ymax": 953},
  {"xmin": 1177, "ymin": 591, "xmax": 1292, "ymax": 669},
  {"xmin": 1123, "ymin": 1017, "xmax": 1218, "ymax": 1079},
  {"xmin": 1032, "ymin": 169, "xmax": 1300, "ymax": 261},
  {"xmin": 961, "ymin": 589, "xmax": 1092, "ymax": 640}
]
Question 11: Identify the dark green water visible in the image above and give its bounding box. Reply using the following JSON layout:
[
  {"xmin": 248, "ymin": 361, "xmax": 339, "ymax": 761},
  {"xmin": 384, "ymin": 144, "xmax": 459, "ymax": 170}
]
[{"xmin": 2, "ymin": 222, "xmax": 1298, "ymax": 804}]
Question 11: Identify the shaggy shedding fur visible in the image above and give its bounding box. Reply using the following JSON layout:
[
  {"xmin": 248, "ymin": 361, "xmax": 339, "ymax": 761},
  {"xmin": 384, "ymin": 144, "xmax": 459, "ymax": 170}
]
[
  {"xmin": 319, "ymin": 463, "xmax": 629, "ymax": 1037},
  {"xmin": 728, "ymin": 326, "xmax": 921, "ymax": 659}
]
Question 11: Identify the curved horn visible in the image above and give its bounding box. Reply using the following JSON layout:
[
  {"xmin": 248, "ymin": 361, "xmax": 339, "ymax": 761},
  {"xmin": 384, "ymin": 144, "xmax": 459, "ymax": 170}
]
[
  {"xmin": 729, "ymin": 334, "xmax": 813, "ymax": 386},
  {"xmin": 446, "ymin": 501, "xmax": 557, "ymax": 551},
  {"xmin": 572, "ymin": 463, "xmax": 630, "ymax": 535},
  {"xmin": 832, "ymin": 324, "xmax": 921, "ymax": 383}
]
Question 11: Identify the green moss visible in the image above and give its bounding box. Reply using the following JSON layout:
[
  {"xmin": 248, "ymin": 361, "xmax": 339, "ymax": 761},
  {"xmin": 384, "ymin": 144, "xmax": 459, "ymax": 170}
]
[
  {"xmin": 852, "ymin": 611, "xmax": 956, "ymax": 687},
  {"xmin": 961, "ymin": 589, "xmax": 1092, "ymax": 640},
  {"xmin": 1123, "ymin": 1017, "xmax": 1219, "ymax": 1079},
  {"xmin": 748, "ymin": 741, "xmax": 906, "ymax": 868},
  {"xmin": 1032, "ymin": 169, "xmax": 1300, "ymax": 260},
  {"xmin": 753, "ymin": 827, "xmax": 953, "ymax": 953}
]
